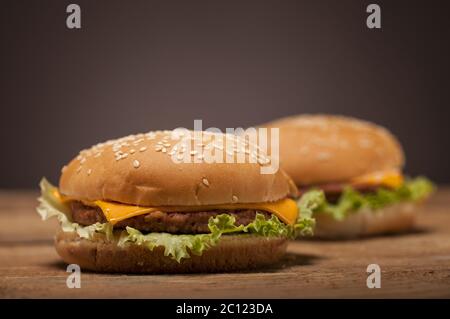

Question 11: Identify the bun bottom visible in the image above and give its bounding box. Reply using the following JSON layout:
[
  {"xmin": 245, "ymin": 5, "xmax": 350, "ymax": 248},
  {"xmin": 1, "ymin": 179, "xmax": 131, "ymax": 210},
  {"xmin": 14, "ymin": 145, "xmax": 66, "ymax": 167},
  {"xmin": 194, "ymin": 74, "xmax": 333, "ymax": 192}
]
[
  {"xmin": 313, "ymin": 203, "xmax": 418, "ymax": 239},
  {"xmin": 55, "ymin": 231, "xmax": 287, "ymax": 273}
]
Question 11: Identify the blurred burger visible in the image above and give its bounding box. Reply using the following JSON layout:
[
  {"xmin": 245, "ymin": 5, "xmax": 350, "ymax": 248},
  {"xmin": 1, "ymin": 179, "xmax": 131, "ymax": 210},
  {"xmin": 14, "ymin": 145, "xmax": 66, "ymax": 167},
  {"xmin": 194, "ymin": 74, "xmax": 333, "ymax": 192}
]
[
  {"xmin": 37, "ymin": 130, "xmax": 314, "ymax": 273},
  {"xmin": 262, "ymin": 114, "xmax": 434, "ymax": 239}
]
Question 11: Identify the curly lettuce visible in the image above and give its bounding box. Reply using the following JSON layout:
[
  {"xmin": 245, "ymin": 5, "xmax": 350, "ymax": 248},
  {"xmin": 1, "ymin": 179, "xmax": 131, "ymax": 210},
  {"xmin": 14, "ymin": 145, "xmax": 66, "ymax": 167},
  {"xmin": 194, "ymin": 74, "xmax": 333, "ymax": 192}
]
[
  {"xmin": 37, "ymin": 178, "xmax": 114, "ymax": 239},
  {"xmin": 309, "ymin": 177, "xmax": 435, "ymax": 221},
  {"xmin": 119, "ymin": 212, "xmax": 315, "ymax": 262},
  {"xmin": 295, "ymin": 190, "xmax": 322, "ymax": 236},
  {"xmin": 37, "ymin": 178, "xmax": 314, "ymax": 262}
]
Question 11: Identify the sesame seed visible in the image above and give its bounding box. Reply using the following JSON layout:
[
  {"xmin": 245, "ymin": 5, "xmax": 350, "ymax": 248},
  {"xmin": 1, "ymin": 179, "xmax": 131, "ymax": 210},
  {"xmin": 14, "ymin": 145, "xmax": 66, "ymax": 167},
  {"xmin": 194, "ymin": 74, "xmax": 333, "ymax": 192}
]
[
  {"xmin": 358, "ymin": 138, "xmax": 372, "ymax": 148},
  {"xmin": 132, "ymin": 138, "xmax": 144, "ymax": 145},
  {"xmin": 139, "ymin": 146, "xmax": 147, "ymax": 152},
  {"xmin": 133, "ymin": 160, "xmax": 140, "ymax": 168},
  {"xmin": 202, "ymin": 178, "xmax": 210, "ymax": 187},
  {"xmin": 80, "ymin": 158, "xmax": 86, "ymax": 164},
  {"xmin": 317, "ymin": 152, "xmax": 331, "ymax": 161},
  {"xmin": 129, "ymin": 149, "xmax": 136, "ymax": 154},
  {"xmin": 375, "ymin": 148, "xmax": 384, "ymax": 156},
  {"xmin": 87, "ymin": 169, "xmax": 92, "ymax": 175},
  {"xmin": 232, "ymin": 195, "xmax": 238, "ymax": 203},
  {"xmin": 190, "ymin": 150, "xmax": 198, "ymax": 155},
  {"xmin": 299, "ymin": 146, "xmax": 309, "ymax": 154},
  {"xmin": 339, "ymin": 140, "xmax": 350, "ymax": 149},
  {"xmin": 76, "ymin": 166, "xmax": 82, "ymax": 173}
]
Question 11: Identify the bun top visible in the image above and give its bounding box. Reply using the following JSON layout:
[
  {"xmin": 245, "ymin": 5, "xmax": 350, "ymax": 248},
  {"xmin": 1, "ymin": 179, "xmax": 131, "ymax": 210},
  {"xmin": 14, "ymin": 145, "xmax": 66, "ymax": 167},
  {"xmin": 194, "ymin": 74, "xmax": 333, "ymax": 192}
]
[
  {"xmin": 262, "ymin": 114, "xmax": 404, "ymax": 185},
  {"xmin": 59, "ymin": 130, "xmax": 298, "ymax": 206}
]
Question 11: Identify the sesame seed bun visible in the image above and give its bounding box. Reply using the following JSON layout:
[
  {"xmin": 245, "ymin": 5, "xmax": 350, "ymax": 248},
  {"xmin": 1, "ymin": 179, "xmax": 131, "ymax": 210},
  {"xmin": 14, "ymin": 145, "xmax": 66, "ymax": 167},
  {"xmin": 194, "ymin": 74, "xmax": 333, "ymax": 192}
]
[
  {"xmin": 262, "ymin": 114, "xmax": 404, "ymax": 186},
  {"xmin": 59, "ymin": 130, "xmax": 298, "ymax": 206},
  {"xmin": 55, "ymin": 231, "xmax": 288, "ymax": 273},
  {"xmin": 313, "ymin": 202, "xmax": 418, "ymax": 239}
]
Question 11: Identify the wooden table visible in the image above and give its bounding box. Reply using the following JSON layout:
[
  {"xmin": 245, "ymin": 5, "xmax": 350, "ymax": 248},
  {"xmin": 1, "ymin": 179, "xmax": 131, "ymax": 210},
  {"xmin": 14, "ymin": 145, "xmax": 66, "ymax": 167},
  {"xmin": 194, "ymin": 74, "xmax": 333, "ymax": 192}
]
[{"xmin": 1, "ymin": 189, "xmax": 449, "ymax": 298}]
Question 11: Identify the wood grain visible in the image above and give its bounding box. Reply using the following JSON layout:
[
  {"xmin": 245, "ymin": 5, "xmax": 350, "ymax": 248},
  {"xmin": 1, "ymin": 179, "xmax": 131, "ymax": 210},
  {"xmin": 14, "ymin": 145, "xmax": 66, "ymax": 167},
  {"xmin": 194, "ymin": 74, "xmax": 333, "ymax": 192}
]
[{"xmin": 0, "ymin": 189, "xmax": 449, "ymax": 298}]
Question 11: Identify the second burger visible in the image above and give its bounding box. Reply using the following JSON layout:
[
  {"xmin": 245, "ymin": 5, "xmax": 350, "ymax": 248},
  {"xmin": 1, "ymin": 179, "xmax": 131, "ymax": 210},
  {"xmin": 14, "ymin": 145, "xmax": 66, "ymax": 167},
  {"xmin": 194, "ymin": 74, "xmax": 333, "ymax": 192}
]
[{"xmin": 262, "ymin": 114, "xmax": 434, "ymax": 239}]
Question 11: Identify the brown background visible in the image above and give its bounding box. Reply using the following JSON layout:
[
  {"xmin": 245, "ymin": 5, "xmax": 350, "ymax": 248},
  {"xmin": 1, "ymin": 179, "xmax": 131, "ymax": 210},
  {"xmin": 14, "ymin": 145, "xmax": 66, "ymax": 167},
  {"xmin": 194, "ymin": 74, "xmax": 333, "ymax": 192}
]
[{"xmin": 1, "ymin": 0, "xmax": 449, "ymax": 188}]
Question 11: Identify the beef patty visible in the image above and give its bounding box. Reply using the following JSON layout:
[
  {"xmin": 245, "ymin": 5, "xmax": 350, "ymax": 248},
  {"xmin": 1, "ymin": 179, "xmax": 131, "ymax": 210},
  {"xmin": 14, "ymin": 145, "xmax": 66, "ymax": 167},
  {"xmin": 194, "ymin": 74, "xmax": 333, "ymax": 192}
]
[
  {"xmin": 70, "ymin": 201, "xmax": 271, "ymax": 234},
  {"xmin": 301, "ymin": 183, "xmax": 384, "ymax": 203}
]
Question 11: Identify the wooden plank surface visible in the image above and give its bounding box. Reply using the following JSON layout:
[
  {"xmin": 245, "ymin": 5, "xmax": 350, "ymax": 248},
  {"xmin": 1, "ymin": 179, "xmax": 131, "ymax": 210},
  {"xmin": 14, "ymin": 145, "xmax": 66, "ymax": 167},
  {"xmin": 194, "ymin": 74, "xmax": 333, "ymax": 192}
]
[{"xmin": 0, "ymin": 189, "xmax": 449, "ymax": 298}]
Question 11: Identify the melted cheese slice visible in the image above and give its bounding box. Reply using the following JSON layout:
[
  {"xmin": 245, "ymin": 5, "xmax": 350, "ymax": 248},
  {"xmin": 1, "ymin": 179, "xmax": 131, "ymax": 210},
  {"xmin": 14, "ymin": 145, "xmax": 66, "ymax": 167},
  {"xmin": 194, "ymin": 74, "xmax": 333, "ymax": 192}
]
[
  {"xmin": 53, "ymin": 188, "xmax": 69, "ymax": 203},
  {"xmin": 57, "ymin": 186, "xmax": 298, "ymax": 226},
  {"xmin": 350, "ymin": 170, "xmax": 403, "ymax": 189},
  {"xmin": 94, "ymin": 198, "xmax": 299, "ymax": 226},
  {"xmin": 94, "ymin": 201, "xmax": 158, "ymax": 224}
]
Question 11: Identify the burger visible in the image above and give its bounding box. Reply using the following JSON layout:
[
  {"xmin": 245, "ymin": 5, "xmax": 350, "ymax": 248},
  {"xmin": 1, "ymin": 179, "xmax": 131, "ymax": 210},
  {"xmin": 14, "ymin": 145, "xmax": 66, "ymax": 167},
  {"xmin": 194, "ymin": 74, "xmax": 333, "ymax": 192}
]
[
  {"xmin": 261, "ymin": 114, "xmax": 434, "ymax": 239},
  {"xmin": 37, "ymin": 130, "xmax": 314, "ymax": 273}
]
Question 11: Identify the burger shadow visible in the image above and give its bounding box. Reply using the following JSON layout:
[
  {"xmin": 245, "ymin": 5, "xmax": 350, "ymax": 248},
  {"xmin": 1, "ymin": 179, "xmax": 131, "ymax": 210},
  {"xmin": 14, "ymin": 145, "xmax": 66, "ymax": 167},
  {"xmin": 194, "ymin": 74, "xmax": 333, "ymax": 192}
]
[
  {"xmin": 273, "ymin": 252, "xmax": 321, "ymax": 270},
  {"xmin": 370, "ymin": 226, "xmax": 433, "ymax": 240},
  {"xmin": 45, "ymin": 227, "xmax": 431, "ymax": 275},
  {"xmin": 220, "ymin": 252, "xmax": 322, "ymax": 274},
  {"xmin": 47, "ymin": 260, "xmax": 69, "ymax": 271},
  {"xmin": 46, "ymin": 253, "xmax": 321, "ymax": 275},
  {"xmin": 301, "ymin": 226, "xmax": 433, "ymax": 242}
]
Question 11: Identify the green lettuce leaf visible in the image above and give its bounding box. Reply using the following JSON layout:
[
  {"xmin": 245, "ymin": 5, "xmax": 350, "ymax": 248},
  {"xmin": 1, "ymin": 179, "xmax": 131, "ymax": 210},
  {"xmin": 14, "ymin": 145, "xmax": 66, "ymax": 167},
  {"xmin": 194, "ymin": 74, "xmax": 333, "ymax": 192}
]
[
  {"xmin": 244, "ymin": 214, "xmax": 290, "ymax": 237},
  {"xmin": 119, "ymin": 212, "xmax": 313, "ymax": 262},
  {"xmin": 117, "ymin": 214, "xmax": 252, "ymax": 262},
  {"xmin": 37, "ymin": 178, "xmax": 313, "ymax": 262},
  {"xmin": 37, "ymin": 178, "xmax": 113, "ymax": 239},
  {"xmin": 295, "ymin": 190, "xmax": 323, "ymax": 236},
  {"xmin": 118, "ymin": 227, "xmax": 214, "ymax": 262},
  {"xmin": 315, "ymin": 177, "xmax": 435, "ymax": 220}
]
